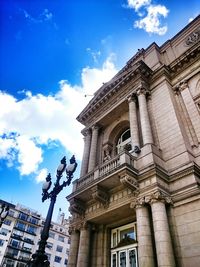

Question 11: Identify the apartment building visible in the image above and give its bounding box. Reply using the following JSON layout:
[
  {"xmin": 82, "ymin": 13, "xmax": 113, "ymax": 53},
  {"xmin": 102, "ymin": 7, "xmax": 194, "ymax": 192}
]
[
  {"xmin": 0, "ymin": 199, "xmax": 70, "ymax": 267},
  {"xmin": 67, "ymin": 16, "xmax": 200, "ymax": 267}
]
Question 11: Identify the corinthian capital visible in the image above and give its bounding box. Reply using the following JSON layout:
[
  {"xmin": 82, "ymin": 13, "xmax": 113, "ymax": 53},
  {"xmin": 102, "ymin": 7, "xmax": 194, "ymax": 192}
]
[
  {"xmin": 130, "ymin": 197, "xmax": 145, "ymax": 209},
  {"xmin": 145, "ymin": 190, "xmax": 173, "ymax": 205}
]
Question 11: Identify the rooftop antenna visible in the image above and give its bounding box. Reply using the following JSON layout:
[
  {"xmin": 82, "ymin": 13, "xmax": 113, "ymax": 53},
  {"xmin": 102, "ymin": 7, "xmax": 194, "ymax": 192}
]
[{"xmin": 84, "ymin": 94, "xmax": 94, "ymax": 97}]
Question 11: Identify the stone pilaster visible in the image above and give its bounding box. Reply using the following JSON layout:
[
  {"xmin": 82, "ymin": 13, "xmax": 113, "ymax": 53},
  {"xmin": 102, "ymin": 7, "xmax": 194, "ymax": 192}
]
[
  {"xmin": 137, "ymin": 87, "xmax": 153, "ymax": 145},
  {"xmin": 147, "ymin": 191, "xmax": 175, "ymax": 267},
  {"xmin": 131, "ymin": 197, "xmax": 155, "ymax": 267},
  {"xmin": 68, "ymin": 228, "xmax": 80, "ymax": 267},
  {"xmin": 76, "ymin": 222, "xmax": 91, "ymax": 267},
  {"xmin": 88, "ymin": 125, "xmax": 99, "ymax": 172},
  {"xmin": 128, "ymin": 94, "xmax": 140, "ymax": 151},
  {"xmin": 80, "ymin": 129, "xmax": 92, "ymax": 177}
]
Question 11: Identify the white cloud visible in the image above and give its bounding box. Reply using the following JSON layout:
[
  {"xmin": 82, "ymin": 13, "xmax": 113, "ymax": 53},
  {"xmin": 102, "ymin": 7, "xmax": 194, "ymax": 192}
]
[
  {"xmin": 0, "ymin": 55, "xmax": 118, "ymax": 180},
  {"xmin": 36, "ymin": 168, "xmax": 48, "ymax": 183},
  {"xmin": 127, "ymin": 0, "xmax": 151, "ymax": 11},
  {"xmin": 126, "ymin": 0, "xmax": 169, "ymax": 35},
  {"xmin": 134, "ymin": 5, "xmax": 169, "ymax": 35},
  {"xmin": 21, "ymin": 8, "xmax": 53, "ymax": 24}
]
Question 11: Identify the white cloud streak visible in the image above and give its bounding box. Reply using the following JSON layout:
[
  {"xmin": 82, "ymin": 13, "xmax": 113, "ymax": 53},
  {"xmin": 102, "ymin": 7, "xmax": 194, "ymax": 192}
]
[
  {"xmin": 127, "ymin": 0, "xmax": 169, "ymax": 35},
  {"xmin": 0, "ymin": 55, "xmax": 118, "ymax": 180}
]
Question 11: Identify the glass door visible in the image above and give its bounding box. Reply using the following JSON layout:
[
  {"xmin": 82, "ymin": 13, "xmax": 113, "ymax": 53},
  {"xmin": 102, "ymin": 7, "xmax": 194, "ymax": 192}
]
[
  {"xmin": 119, "ymin": 250, "xmax": 126, "ymax": 267},
  {"xmin": 128, "ymin": 248, "xmax": 137, "ymax": 267}
]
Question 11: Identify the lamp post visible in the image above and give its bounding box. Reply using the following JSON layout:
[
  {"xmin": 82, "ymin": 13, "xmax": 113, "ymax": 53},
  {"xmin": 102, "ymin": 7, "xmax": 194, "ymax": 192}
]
[
  {"xmin": 27, "ymin": 155, "xmax": 77, "ymax": 267},
  {"xmin": 0, "ymin": 204, "xmax": 9, "ymax": 227}
]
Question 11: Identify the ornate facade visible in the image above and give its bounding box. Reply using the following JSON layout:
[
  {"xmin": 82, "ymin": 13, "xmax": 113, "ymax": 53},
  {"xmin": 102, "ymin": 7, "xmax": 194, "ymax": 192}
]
[{"xmin": 67, "ymin": 15, "xmax": 200, "ymax": 267}]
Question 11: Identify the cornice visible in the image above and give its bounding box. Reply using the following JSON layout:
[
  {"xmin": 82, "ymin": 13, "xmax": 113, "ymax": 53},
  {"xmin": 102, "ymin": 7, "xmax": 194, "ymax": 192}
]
[
  {"xmin": 168, "ymin": 42, "xmax": 200, "ymax": 78},
  {"xmin": 77, "ymin": 60, "xmax": 152, "ymax": 125}
]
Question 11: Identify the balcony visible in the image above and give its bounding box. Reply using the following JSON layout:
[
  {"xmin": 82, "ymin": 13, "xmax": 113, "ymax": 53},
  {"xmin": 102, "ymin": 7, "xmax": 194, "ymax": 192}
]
[{"xmin": 68, "ymin": 150, "xmax": 137, "ymax": 203}]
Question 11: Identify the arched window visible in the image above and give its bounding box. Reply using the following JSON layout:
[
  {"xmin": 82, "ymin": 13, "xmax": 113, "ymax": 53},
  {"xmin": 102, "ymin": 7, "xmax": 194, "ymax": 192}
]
[{"xmin": 116, "ymin": 129, "xmax": 131, "ymax": 154}]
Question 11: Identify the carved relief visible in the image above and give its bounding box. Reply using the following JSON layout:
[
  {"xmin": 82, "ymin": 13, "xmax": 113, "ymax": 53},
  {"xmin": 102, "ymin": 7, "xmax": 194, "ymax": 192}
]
[{"xmin": 185, "ymin": 29, "xmax": 200, "ymax": 46}]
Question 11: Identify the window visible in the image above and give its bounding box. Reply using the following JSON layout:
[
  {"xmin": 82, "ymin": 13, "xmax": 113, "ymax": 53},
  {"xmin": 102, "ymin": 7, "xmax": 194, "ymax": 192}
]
[
  {"xmin": 0, "ymin": 228, "xmax": 9, "ymax": 236},
  {"xmin": 116, "ymin": 129, "xmax": 131, "ymax": 154},
  {"xmin": 0, "ymin": 239, "xmax": 5, "ymax": 246},
  {"xmin": 12, "ymin": 230, "xmax": 23, "ymax": 239},
  {"xmin": 111, "ymin": 222, "xmax": 136, "ymax": 248},
  {"xmin": 58, "ymin": 235, "xmax": 64, "ymax": 242},
  {"xmin": 46, "ymin": 242, "xmax": 53, "ymax": 250},
  {"xmin": 49, "ymin": 231, "xmax": 55, "ymax": 239},
  {"xmin": 23, "ymin": 242, "xmax": 32, "ymax": 251},
  {"xmin": 64, "ymin": 259, "xmax": 68, "ymax": 265},
  {"xmin": 2, "ymin": 258, "xmax": 15, "ymax": 267},
  {"xmin": 24, "ymin": 237, "xmax": 34, "ymax": 244},
  {"xmin": 4, "ymin": 219, "xmax": 12, "ymax": 226},
  {"xmin": 15, "ymin": 221, "xmax": 26, "ymax": 231},
  {"xmin": 28, "ymin": 217, "xmax": 39, "ymax": 225},
  {"xmin": 10, "ymin": 239, "xmax": 20, "ymax": 248},
  {"xmin": 8, "ymin": 210, "xmax": 15, "ymax": 217},
  {"xmin": 18, "ymin": 212, "xmax": 28, "ymax": 221},
  {"xmin": 56, "ymin": 245, "xmax": 63, "ymax": 252},
  {"xmin": 54, "ymin": 256, "xmax": 62, "ymax": 263},
  {"xmin": 27, "ymin": 225, "xmax": 37, "ymax": 235}
]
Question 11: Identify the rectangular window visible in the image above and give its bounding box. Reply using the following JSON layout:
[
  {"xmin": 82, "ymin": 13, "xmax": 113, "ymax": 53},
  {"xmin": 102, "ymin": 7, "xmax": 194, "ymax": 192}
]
[
  {"xmin": 18, "ymin": 212, "xmax": 28, "ymax": 221},
  {"xmin": 64, "ymin": 259, "xmax": 68, "ymax": 265},
  {"xmin": 3, "ymin": 219, "xmax": 12, "ymax": 226},
  {"xmin": 10, "ymin": 239, "xmax": 20, "ymax": 248},
  {"xmin": 56, "ymin": 245, "xmax": 63, "ymax": 252},
  {"xmin": 0, "ymin": 228, "xmax": 9, "ymax": 236},
  {"xmin": 0, "ymin": 239, "xmax": 4, "ymax": 246},
  {"xmin": 58, "ymin": 235, "xmax": 64, "ymax": 242},
  {"xmin": 46, "ymin": 242, "xmax": 53, "ymax": 250},
  {"xmin": 49, "ymin": 231, "xmax": 55, "ymax": 239},
  {"xmin": 54, "ymin": 256, "xmax": 62, "ymax": 263},
  {"xmin": 23, "ymin": 242, "xmax": 32, "ymax": 251},
  {"xmin": 27, "ymin": 225, "xmax": 37, "ymax": 235},
  {"xmin": 28, "ymin": 217, "xmax": 39, "ymax": 225},
  {"xmin": 8, "ymin": 210, "xmax": 15, "ymax": 217},
  {"xmin": 15, "ymin": 221, "xmax": 26, "ymax": 231}
]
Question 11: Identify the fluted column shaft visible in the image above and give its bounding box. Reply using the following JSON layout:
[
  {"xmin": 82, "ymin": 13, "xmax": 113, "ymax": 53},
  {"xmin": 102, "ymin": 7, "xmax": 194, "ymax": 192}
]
[
  {"xmin": 137, "ymin": 88, "xmax": 153, "ymax": 145},
  {"xmin": 128, "ymin": 95, "xmax": 140, "ymax": 149},
  {"xmin": 76, "ymin": 225, "xmax": 91, "ymax": 267},
  {"xmin": 150, "ymin": 200, "xmax": 175, "ymax": 267},
  {"xmin": 68, "ymin": 229, "xmax": 80, "ymax": 267},
  {"xmin": 135, "ymin": 201, "xmax": 155, "ymax": 267},
  {"xmin": 80, "ymin": 130, "xmax": 91, "ymax": 177},
  {"xmin": 88, "ymin": 125, "xmax": 99, "ymax": 172}
]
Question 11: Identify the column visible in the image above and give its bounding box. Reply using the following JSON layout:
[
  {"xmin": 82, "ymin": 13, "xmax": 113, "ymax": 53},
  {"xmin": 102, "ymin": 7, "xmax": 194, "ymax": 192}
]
[
  {"xmin": 88, "ymin": 125, "xmax": 99, "ymax": 172},
  {"xmin": 68, "ymin": 228, "xmax": 80, "ymax": 267},
  {"xmin": 132, "ymin": 198, "xmax": 155, "ymax": 267},
  {"xmin": 77, "ymin": 223, "xmax": 91, "ymax": 267},
  {"xmin": 128, "ymin": 95, "xmax": 140, "ymax": 150},
  {"xmin": 149, "ymin": 192, "xmax": 175, "ymax": 267},
  {"xmin": 80, "ymin": 129, "xmax": 92, "ymax": 177},
  {"xmin": 137, "ymin": 87, "xmax": 153, "ymax": 145}
]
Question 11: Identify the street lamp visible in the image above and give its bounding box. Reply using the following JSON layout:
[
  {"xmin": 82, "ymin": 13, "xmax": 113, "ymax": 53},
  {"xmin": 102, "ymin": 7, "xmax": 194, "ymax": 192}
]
[
  {"xmin": 27, "ymin": 155, "xmax": 77, "ymax": 267},
  {"xmin": 0, "ymin": 204, "xmax": 9, "ymax": 227}
]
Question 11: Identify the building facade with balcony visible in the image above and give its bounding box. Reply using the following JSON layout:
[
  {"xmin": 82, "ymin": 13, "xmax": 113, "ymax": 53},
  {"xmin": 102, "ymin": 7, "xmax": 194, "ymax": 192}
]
[
  {"xmin": 0, "ymin": 200, "xmax": 70, "ymax": 267},
  {"xmin": 67, "ymin": 16, "xmax": 200, "ymax": 267}
]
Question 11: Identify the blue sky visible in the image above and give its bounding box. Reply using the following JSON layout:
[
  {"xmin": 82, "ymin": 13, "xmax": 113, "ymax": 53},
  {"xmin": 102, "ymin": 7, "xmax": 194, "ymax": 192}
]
[{"xmin": 0, "ymin": 0, "xmax": 199, "ymax": 221}]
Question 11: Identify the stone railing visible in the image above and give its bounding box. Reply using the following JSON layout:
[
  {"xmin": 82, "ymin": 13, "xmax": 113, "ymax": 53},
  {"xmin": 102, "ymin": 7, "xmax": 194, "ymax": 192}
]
[{"xmin": 73, "ymin": 151, "xmax": 136, "ymax": 192}]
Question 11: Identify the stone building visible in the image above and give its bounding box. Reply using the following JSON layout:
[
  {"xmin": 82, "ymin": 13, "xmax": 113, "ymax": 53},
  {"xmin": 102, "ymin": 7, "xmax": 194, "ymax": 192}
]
[{"xmin": 67, "ymin": 15, "xmax": 200, "ymax": 267}]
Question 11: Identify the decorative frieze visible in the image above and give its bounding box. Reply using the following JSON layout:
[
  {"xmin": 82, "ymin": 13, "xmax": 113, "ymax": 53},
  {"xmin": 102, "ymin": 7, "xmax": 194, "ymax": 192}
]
[{"xmin": 91, "ymin": 185, "xmax": 109, "ymax": 206}]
